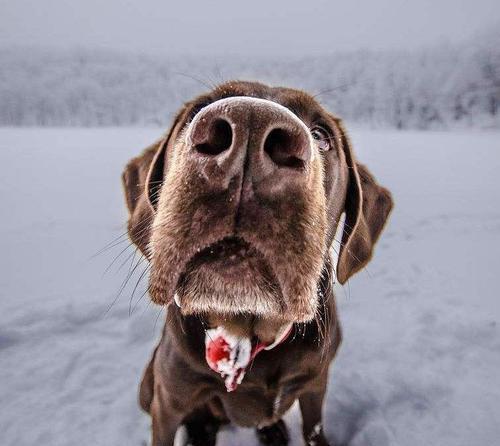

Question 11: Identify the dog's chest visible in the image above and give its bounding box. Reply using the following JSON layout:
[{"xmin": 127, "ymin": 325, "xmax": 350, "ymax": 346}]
[{"xmin": 218, "ymin": 365, "xmax": 314, "ymax": 427}]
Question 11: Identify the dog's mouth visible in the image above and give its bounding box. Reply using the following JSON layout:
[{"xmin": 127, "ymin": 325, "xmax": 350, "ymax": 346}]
[
  {"xmin": 175, "ymin": 236, "xmax": 285, "ymax": 319},
  {"xmin": 183, "ymin": 237, "xmax": 266, "ymax": 275}
]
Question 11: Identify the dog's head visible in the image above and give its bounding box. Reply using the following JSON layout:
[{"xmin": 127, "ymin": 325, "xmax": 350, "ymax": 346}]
[{"xmin": 123, "ymin": 81, "xmax": 393, "ymax": 328}]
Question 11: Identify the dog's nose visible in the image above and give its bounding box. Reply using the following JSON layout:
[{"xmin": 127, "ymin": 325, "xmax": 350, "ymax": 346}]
[
  {"xmin": 191, "ymin": 117, "xmax": 233, "ymax": 157},
  {"xmin": 187, "ymin": 97, "xmax": 311, "ymax": 183}
]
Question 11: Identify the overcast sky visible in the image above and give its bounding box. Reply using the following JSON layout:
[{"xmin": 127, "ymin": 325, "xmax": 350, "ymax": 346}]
[{"xmin": 1, "ymin": 0, "xmax": 498, "ymax": 55}]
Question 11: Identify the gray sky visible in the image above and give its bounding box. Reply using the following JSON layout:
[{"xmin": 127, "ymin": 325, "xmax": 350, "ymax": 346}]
[{"xmin": 1, "ymin": 0, "xmax": 498, "ymax": 55}]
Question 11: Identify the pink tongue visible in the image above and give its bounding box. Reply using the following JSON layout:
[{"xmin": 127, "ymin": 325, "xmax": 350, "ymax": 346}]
[{"xmin": 205, "ymin": 327, "xmax": 265, "ymax": 392}]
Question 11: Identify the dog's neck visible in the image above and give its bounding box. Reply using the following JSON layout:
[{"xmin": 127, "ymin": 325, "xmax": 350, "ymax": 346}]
[{"xmin": 167, "ymin": 264, "xmax": 336, "ymax": 356}]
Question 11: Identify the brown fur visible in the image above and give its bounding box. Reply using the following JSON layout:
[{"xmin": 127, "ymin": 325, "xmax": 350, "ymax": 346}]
[{"xmin": 122, "ymin": 81, "xmax": 393, "ymax": 446}]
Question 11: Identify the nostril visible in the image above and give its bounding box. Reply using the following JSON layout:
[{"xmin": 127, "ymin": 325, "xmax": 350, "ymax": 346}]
[
  {"xmin": 264, "ymin": 128, "xmax": 307, "ymax": 169},
  {"xmin": 194, "ymin": 118, "xmax": 233, "ymax": 156}
]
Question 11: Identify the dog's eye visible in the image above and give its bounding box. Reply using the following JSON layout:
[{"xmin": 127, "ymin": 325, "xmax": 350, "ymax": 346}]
[{"xmin": 311, "ymin": 127, "xmax": 331, "ymax": 151}]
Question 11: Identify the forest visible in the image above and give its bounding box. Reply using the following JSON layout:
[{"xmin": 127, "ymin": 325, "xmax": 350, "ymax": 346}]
[{"xmin": 1, "ymin": 28, "xmax": 498, "ymax": 129}]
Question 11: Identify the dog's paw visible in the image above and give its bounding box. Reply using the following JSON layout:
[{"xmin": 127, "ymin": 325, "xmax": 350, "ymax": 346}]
[
  {"xmin": 305, "ymin": 423, "xmax": 331, "ymax": 446},
  {"xmin": 180, "ymin": 419, "xmax": 220, "ymax": 446},
  {"xmin": 256, "ymin": 419, "xmax": 289, "ymax": 446},
  {"xmin": 305, "ymin": 435, "xmax": 330, "ymax": 446}
]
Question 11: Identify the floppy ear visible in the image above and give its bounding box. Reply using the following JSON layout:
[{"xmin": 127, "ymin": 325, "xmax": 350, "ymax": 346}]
[
  {"xmin": 334, "ymin": 120, "xmax": 394, "ymax": 284},
  {"xmin": 122, "ymin": 140, "xmax": 164, "ymax": 257},
  {"xmin": 121, "ymin": 107, "xmax": 187, "ymax": 257}
]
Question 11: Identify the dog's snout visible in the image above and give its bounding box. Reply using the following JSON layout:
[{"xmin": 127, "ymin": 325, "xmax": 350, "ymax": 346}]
[{"xmin": 187, "ymin": 97, "xmax": 311, "ymax": 184}]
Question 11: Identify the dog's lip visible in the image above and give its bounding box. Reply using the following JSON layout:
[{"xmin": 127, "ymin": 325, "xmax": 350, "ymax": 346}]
[
  {"xmin": 176, "ymin": 235, "xmax": 280, "ymax": 289},
  {"xmin": 194, "ymin": 236, "xmax": 252, "ymax": 265},
  {"xmin": 183, "ymin": 236, "xmax": 266, "ymax": 270}
]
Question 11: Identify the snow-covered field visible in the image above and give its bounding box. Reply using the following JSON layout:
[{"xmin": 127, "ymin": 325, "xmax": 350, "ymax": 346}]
[{"xmin": 0, "ymin": 127, "xmax": 499, "ymax": 446}]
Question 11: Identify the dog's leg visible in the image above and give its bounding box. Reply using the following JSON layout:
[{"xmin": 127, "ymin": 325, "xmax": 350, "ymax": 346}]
[
  {"xmin": 150, "ymin": 390, "xmax": 183, "ymax": 446},
  {"xmin": 139, "ymin": 346, "xmax": 158, "ymax": 413},
  {"xmin": 182, "ymin": 404, "xmax": 225, "ymax": 446},
  {"xmin": 299, "ymin": 380, "xmax": 330, "ymax": 446},
  {"xmin": 256, "ymin": 419, "xmax": 289, "ymax": 446}
]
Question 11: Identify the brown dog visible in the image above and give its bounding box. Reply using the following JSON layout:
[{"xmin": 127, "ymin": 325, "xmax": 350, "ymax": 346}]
[{"xmin": 122, "ymin": 81, "xmax": 393, "ymax": 446}]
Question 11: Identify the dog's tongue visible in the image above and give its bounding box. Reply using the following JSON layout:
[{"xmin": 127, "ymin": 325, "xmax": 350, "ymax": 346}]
[{"xmin": 205, "ymin": 324, "xmax": 292, "ymax": 392}]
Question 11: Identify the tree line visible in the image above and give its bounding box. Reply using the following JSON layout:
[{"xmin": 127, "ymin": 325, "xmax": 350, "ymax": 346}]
[{"xmin": 0, "ymin": 29, "xmax": 498, "ymax": 129}]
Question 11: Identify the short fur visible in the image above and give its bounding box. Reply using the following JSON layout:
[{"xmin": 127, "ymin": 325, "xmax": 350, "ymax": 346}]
[{"xmin": 122, "ymin": 81, "xmax": 393, "ymax": 446}]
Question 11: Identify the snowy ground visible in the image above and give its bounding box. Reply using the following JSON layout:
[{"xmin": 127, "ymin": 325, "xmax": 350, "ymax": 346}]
[{"xmin": 0, "ymin": 127, "xmax": 499, "ymax": 446}]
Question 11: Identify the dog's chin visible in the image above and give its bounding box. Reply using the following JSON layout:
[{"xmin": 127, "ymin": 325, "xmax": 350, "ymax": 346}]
[{"xmin": 175, "ymin": 237, "xmax": 285, "ymax": 320}]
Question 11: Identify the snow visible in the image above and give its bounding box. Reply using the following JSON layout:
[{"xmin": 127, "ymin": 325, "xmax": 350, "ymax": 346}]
[
  {"xmin": 1, "ymin": 127, "xmax": 499, "ymax": 445},
  {"xmin": 205, "ymin": 326, "xmax": 253, "ymax": 392}
]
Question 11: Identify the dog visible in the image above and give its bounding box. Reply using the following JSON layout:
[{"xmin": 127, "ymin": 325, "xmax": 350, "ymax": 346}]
[{"xmin": 122, "ymin": 81, "xmax": 393, "ymax": 446}]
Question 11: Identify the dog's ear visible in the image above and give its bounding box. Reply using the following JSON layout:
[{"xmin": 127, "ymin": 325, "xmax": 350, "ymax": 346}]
[
  {"xmin": 122, "ymin": 140, "xmax": 162, "ymax": 256},
  {"xmin": 333, "ymin": 119, "xmax": 394, "ymax": 284},
  {"xmin": 122, "ymin": 107, "xmax": 188, "ymax": 256}
]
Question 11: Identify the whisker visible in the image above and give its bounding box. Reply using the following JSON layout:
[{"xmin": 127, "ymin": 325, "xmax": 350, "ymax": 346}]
[
  {"xmin": 171, "ymin": 70, "xmax": 216, "ymax": 91},
  {"xmin": 130, "ymin": 284, "xmax": 151, "ymax": 315},
  {"xmin": 129, "ymin": 264, "xmax": 151, "ymax": 316},
  {"xmin": 101, "ymin": 242, "xmax": 135, "ymax": 277},
  {"xmin": 90, "ymin": 229, "xmax": 131, "ymax": 259},
  {"xmin": 153, "ymin": 306, "xmax": 164, "ymax": 333},
  {"xmin": 116, "ymin": 248, "xmax": 138, "ymax": 275}
]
